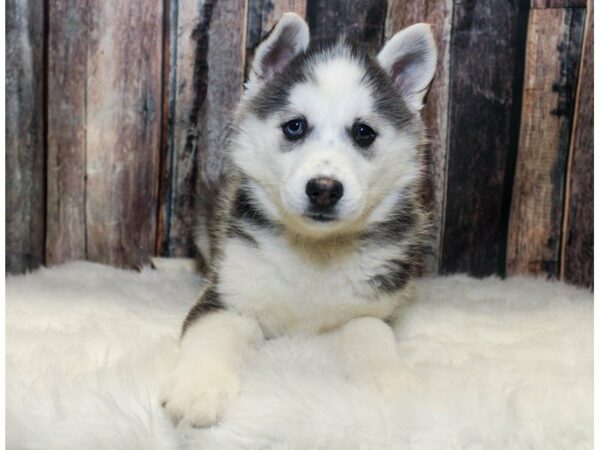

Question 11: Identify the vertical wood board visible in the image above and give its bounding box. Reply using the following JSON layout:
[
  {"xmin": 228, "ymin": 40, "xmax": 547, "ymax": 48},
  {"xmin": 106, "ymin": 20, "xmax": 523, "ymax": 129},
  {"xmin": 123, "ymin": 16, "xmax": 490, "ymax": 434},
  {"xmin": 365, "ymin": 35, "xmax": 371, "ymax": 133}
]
[
  {"xmin": 561, "ymin": 1, "xmax": 593, "ymax": 287},
  {"xmin": 157, "ymin": 0, "xmax": 205, "ymax": 257},
  {"xmin": 6, "ymin": 0, "xmax": 46, "ymax": 273},
  {"xmin": 385, "ymin": 0, "xmax": 453, "ymax": 274},
  {"xmin": 158, "ymin": 0, "xmax": 248, "ymax": 258},
  {"xmin": 441, "ymin": 0, "xmax": 529, "ymax": 276},
  {"xmin": 307, "ymin": 0, "xmax": 388, "ymax": 49},
  {"xmin": 507, "ymin": 8, "xmax": 585, "ymax": 276},
  {"xmin": 531, "ymin": 0, "xmax": 586, "ymax": 8},
  {"xmin": 85, "ymin": 0, "xmax": 163, "ymax": 267},
  {"xmin": 247, "ymin": 0, "xmax": 307, "ymax": 51},
  {"xmin": 46, "ymin": 0, "xmax": 88, "ymax": 265}
]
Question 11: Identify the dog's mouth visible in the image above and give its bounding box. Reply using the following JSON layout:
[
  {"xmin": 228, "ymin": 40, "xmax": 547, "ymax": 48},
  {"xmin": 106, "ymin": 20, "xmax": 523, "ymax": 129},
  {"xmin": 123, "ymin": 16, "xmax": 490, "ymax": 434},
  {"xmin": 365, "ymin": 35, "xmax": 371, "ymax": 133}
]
[{"xmin": 303, "ymin": 211, "xmax": 337, "ymax": 223}]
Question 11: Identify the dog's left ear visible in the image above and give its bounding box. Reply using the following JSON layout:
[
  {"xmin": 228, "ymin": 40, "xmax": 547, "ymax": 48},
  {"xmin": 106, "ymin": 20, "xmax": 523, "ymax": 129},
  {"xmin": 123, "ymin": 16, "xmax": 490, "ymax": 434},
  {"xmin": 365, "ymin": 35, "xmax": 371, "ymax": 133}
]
[
  {"xmin": 248, "ymin": 13, "xmax": 309, "ymax": 88},
  {"xmin": 377, "ymin": 23, "xmax": 437, "ymax": 112}
]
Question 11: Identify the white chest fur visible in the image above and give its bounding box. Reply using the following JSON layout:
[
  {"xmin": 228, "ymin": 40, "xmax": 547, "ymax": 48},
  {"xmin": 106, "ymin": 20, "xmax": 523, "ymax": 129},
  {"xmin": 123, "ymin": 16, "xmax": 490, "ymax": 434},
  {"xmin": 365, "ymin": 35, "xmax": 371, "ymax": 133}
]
[{"xmin": 217, "ymin": 231, "xmax": 407, "ymax": 337}]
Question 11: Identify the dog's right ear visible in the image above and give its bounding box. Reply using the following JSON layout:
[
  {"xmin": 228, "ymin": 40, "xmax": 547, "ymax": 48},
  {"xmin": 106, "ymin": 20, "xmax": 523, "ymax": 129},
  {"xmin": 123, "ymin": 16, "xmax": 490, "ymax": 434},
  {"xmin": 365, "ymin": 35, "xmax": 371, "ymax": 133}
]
[
  {"xmin": 377, "ymin": 23, "xmax": 437, "ymax": 112},
  {"xmin": 247, "ymin": 13, "xmax": 309, "ymax": 89}
]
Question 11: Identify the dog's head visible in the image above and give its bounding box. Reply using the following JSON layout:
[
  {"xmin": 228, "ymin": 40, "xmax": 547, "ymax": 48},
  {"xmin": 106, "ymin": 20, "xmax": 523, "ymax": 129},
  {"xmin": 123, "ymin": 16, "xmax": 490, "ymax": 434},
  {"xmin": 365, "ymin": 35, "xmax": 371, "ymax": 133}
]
[{"xmin": 231, "ymin": 13, "xmax": 437, "ymax": 238}]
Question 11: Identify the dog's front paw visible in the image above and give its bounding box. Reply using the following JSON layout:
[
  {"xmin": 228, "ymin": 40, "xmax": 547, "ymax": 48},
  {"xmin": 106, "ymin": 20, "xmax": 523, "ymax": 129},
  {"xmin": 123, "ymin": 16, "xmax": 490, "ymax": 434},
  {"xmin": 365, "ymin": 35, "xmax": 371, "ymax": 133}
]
[{"xmin": 161, "ymin": 361, "xmax": 240, "ymax": 428}]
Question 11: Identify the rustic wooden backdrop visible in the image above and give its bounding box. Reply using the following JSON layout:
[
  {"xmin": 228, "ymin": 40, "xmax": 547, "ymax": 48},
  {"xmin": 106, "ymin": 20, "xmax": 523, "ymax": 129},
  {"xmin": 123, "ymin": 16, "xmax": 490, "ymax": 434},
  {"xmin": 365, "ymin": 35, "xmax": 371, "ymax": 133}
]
[{"xmin": 6, "ymin": 0, "xmax": 593, "ymax": 287}]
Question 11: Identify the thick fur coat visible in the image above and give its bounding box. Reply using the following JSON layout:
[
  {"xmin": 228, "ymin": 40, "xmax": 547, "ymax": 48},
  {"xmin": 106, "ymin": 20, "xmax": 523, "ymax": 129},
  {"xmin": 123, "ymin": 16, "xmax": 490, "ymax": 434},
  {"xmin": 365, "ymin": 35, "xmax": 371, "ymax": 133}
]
[{"xmin": 163, "ymin": 13, "xmax": 439, "ymax": 427}]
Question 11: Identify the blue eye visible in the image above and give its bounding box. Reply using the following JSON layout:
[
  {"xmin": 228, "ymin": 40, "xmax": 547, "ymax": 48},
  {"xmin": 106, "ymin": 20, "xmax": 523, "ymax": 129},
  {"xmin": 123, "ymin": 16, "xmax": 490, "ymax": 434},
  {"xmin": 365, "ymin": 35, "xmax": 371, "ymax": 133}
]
[
  {"xmin": 282, "ymin": 118, "xmax": 307, "ymax": 140},
  {"xmin": 352, "ymin": 123, "xmax": 377, "ymax": 147}
]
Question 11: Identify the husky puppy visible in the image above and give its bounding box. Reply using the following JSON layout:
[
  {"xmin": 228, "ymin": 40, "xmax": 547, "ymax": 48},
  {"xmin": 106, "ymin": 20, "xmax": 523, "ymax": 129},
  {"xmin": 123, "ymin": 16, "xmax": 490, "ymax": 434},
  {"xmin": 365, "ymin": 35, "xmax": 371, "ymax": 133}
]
[{"xmin": 162, "ymin": 13, "xmax": 437, "ymax": 427}]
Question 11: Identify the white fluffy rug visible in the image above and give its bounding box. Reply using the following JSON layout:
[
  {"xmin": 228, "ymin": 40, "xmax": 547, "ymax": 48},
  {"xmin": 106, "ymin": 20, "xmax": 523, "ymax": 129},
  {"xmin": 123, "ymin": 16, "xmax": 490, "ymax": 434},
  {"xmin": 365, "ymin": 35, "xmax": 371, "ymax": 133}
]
[{"xmin": 6, "ymin": 262, "xmax": 593, "ymax": 449}]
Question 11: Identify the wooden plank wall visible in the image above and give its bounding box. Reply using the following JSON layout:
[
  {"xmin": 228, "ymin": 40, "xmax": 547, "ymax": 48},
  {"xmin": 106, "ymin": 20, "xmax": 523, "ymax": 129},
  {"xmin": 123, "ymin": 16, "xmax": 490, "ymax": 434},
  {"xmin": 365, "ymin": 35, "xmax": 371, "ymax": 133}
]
[
  {"xmin": 507, "ymin": 5, "xmax": 585, "ymax": 277},
  {"xmin": 561, "ymin": 0, "xmax": 594, "ymax": 286},
  {"xmin": 306, "ymin": 0, "xmax": 388, "ymax": 47},
  {"xmin": 45, "ymin": 0, "xmax": 164, "ymax": 268},
  {"xmin": 385, "ymin": 0, "xmax": 452, "ymax": 272},
  {"xmin": 85, "ymin": 0, "xmax": 163, "ymax": 267},
  {"xmin": 6, "ymin": 0, "xmax": 45, "ymax": 273},
  {"xmin": 157, "ymin": 0, "xmax": 248, "ymax": 259},
  {"xmin": 5, "ymin": 0, "xmax": 594, "ymax": 288},
  {"xmin": 46, "ymin": 0, "xmax": 87, "ymax": 265},
  {"xmin": 442, "ymin": 0, "xmax": 530, "ymax": 277}
]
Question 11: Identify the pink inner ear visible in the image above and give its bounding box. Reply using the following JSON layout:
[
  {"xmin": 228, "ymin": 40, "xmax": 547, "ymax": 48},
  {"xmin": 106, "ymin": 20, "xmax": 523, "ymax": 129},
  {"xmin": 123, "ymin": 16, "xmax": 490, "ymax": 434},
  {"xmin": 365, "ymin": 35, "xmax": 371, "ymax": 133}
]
[
  {"xmin": 391, "ymin": 51, "xmax": 421, "ymax": 94},
  {"xmin": 261, "ymin": 43, "xmax": 295, "ymax": 81}
]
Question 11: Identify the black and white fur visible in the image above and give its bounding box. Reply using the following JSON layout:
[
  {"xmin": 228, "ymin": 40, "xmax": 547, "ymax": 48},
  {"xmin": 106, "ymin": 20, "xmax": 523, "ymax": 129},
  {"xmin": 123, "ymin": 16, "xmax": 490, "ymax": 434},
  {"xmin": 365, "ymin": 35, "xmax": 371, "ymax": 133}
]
[{"xmin": 162, "ymin": 13, "xmax": 437, "ymax": 427}]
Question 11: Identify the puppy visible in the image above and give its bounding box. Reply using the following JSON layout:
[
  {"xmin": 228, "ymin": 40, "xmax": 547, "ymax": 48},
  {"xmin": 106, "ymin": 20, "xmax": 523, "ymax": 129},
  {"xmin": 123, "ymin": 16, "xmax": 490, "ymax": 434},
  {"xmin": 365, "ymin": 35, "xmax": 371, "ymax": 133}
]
[{"xmin": 162, "ymin": 13, "xmax": 437, "ymax": 427}]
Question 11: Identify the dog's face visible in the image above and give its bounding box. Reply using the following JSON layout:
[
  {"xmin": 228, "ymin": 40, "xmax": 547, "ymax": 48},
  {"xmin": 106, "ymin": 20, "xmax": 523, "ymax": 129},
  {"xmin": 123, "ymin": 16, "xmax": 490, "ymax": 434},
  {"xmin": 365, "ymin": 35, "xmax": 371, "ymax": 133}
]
[{"xmin": 231, "ymin": 14, "xmax": 437, "ymax": 237}]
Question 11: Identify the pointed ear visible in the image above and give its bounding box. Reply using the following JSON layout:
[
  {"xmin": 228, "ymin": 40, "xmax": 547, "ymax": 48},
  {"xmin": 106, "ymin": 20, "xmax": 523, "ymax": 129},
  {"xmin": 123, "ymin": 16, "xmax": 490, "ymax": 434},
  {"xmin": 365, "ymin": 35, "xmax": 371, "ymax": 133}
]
[
  {"xmin": 249, "ymin": 13, "xmax": 309, "ymax": 86},
  {"xmin": 377, "ymin": 23, "xmax": 437, "ymax": 112}
]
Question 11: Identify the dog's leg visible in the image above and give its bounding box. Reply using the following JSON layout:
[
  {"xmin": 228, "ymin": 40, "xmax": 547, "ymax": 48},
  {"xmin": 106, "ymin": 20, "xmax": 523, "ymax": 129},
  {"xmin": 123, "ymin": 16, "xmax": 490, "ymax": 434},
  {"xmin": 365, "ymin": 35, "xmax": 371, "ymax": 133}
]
[
  {"xmin": 162, "ymin": 311, "xmax": 263, "ymax": 427},
  {"xmin": 333, "ymin": 316, "xmax": 415, "ymax": 393}
]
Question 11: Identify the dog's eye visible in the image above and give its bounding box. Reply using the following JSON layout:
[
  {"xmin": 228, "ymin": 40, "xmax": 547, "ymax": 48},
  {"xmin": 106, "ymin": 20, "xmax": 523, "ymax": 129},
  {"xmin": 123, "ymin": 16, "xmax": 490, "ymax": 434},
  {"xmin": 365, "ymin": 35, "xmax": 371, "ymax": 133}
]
[
  {"xmin": 282, "ymin": 118, "xmax": 307, "ymax": 140},
  {"xmin": 352, "ymin": 123, "xmax": 377, "ymax": 147}
]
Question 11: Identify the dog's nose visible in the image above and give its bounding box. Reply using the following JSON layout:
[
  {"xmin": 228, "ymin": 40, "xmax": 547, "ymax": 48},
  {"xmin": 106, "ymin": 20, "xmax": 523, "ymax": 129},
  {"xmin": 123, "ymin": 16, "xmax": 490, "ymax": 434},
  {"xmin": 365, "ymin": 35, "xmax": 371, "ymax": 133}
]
[{"xmin": 305, "ymin": 177, "xmax": 344, "ymax": 208}]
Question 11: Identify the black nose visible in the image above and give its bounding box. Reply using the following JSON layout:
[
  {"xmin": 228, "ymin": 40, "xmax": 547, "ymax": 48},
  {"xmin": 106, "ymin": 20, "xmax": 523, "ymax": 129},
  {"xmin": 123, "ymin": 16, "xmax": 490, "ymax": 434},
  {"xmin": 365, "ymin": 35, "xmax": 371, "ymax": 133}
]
[{"xmin": 305, "ymin": 177, "xmax": 344, "ymax": 208}]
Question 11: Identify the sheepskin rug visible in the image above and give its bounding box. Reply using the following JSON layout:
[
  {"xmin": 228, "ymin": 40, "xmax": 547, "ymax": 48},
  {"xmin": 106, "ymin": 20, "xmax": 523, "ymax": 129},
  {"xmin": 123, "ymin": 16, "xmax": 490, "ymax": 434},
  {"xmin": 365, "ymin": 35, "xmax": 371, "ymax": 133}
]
[{"xmin": 6, "ymin": 261, "xmax": 593, "ymax": 449}]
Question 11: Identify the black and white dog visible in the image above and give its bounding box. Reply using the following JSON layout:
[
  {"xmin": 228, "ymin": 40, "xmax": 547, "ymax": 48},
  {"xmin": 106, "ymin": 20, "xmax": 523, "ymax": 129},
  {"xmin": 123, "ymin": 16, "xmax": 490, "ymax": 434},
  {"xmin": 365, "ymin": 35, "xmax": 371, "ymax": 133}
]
[{"xmin": 162, "ymin": 13, "xmax": 437, "ymax": 427}]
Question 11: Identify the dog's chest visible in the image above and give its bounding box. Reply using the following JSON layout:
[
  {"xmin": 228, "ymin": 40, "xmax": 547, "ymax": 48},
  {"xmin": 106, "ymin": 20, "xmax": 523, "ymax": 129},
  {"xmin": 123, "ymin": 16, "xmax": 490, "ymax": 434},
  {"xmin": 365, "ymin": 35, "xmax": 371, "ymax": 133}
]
[{"xmin": 217, "ymin": 232, "xmax": 400, "ymax": 337}]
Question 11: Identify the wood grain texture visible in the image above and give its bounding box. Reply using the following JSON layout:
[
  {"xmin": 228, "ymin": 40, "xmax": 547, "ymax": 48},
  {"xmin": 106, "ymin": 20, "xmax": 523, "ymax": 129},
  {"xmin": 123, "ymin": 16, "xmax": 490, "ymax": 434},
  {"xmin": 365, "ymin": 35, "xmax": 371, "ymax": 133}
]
[
  {"xmin": 507, "ymin": 8, "xmax": 585, "ymax": 277},
  {"xmin": 46, "ymin": 0, "xmax": 87, "ymax": 265},
  {"xmin": 561, "ymin": 1, "xmax": 593, "ymax": 287},
  {"xmin": 531, "ymin": 0, "xmax": 586, "ymax": 8},
  {"xmin": 306, "ymin": 0, "xmax": 388, "ymax": 48},
  {"xmin": 385, "ymin": 0, "xmax": 453, "ymax": 274},
  {"xmin": 441, "ymin": 0, "xmax": 529, "ymax": 276},
  {"xmin": 6, "ymin": 0, "xmax": 45, "ymax": 273},
  {"xmin": 85, "ymin": 0, "xmax": 163, "ymax": 267},
  {"xmin": 6, "ymin": 0, "xmax": 596, "ymax": 285},
  {"xmin": 156, "ymin": 0, "xmax": 174, "ymax": 257},
  {"xmin": 158, "ymin": 0, "xmax": 248, "ymax": 257},
  {"xmin": 247, "ymin": 0, "xmax": 307, "ymax": 51}
]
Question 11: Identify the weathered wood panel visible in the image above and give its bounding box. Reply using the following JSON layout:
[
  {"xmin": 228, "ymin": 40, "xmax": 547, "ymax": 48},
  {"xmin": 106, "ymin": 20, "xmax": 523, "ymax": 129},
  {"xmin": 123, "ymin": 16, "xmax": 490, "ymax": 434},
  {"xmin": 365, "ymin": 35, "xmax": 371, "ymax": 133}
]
[
  {"xmin": 85, "ymin": 0, "xmax": 163, "ymax": 267},
  {"xmin": 385, "ymin": 0, "xmax": 453, "ymax": 273},
  {"xmin": 306, "ymin": 0, "xmax": 388, "ymax": 48},
  {"xmin": 531, "ymin": 0, "xmax": 586, "ymax": 8},
  {"xmin": 46, "ymin": 0, "xmax": 87, "ymax": 265},
  {"xmin": 5, "ymin": 0, "xmax": 595, "ymax": 286},
  {"xmin": 561, "ymin": 1, "xmax": 593, "ymax": 287},
  {"xmin": 247, "ymin": 0, "xmax": 307, "ymax": 51},
  {"xmin": 507, "ymin": 8, "xmax": 585, "ymax": 277},
  {"xmin": 441, "ymin": 0, "xmax": 529, "ymax": 276},
  {"xmin": 156, "ymin": 0, "xmax": 174, "ymax": 257},
  {"xmin": 6, "ymin": 0, "xmax": 45, "ymax": 273},
  {"xmin": 158, "ymin": 0, "xmax": 248, "ymax": 259}
]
